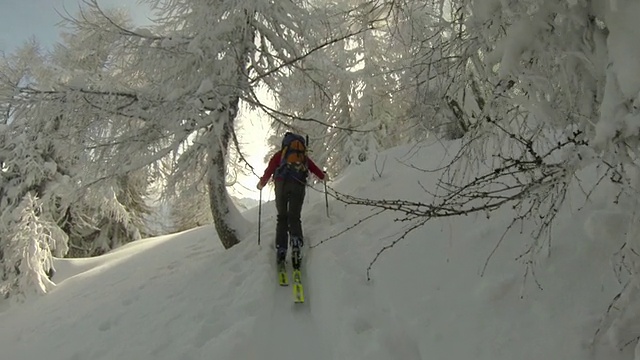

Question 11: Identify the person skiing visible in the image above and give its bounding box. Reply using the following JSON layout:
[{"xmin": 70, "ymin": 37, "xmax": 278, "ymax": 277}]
[{"xmin": 257, "ymin": 132, "xmax": 327, "ymax": 269}]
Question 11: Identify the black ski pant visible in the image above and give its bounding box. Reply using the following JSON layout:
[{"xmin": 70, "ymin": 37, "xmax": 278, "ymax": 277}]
[{"xmin": 274, "ymin": 180, "xmax": 306, "ymax": 251}]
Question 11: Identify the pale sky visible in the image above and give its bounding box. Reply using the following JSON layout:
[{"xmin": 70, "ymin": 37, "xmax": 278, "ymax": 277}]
[{"xmin": 0, "ymin": 0, "xmax": 153, "ymax": 52}]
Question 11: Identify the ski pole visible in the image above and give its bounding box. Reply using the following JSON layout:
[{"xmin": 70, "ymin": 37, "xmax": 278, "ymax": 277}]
[
  {"xmin": 306, "ymin": 134, "xmax": 310, "ymax": 206},
  {"xmin": 258, "ymin": 188, "xmax": 262, "ymax": 245},
  {"xmin": 324, "ymin": 180, "xmax": 329, "ymax": 218}
]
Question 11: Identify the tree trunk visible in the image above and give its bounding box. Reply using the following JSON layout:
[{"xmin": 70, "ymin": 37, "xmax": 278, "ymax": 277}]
[
  {"xmin": 207, "ymin": 10, "xmax": 254, "ymax": 249},
  {"xmin": 207, "ymin": 98, "xmax": 241, "ymax": 249}
]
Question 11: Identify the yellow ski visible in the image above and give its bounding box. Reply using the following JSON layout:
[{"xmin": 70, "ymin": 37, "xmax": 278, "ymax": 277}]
[
  {"xmin": 278, "ymin": 263, "xmax": 288, "ymax": 286},
  {"xmin": 292, "ymin": 269, "xmax": 304, "ymax": 303}
]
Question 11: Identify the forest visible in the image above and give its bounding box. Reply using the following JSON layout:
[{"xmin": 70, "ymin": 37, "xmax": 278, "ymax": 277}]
[{"xmin": 0, "ymin": 0, "xmax": 637, "ymax": 313}]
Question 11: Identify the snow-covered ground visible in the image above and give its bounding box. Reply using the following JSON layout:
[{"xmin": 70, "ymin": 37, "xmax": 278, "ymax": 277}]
[{"xmin": 0, "ymin": 139, "xmax": 633, "ymax": 360}]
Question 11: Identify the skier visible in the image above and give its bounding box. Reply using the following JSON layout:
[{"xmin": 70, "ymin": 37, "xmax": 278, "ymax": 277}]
[{"xmin": 257, "ymin": 132, "xmax": 327, "ymax": 269}]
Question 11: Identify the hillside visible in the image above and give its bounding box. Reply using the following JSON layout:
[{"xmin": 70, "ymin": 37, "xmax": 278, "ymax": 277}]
[{"xmin": 0, "ymin": 140, "xmax": 631, "ymax": 360}]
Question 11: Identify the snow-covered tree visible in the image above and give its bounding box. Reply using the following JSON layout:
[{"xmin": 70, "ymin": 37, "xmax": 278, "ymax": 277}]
[
  {"xmin": 0, "ymin": 11, "xmax": 160, "ymax": 300},
  {"xmin": 65, "ymin": 172, "xmax": 151, "ymax": 257},
  {"xmin": 0, "ymin": 193, "xmax": 67, "ymax": 300},
  {"xmin": 325, "ymin": 1, "xmax": 640, "ymax": 354},
  {"xmin": 271, "ymin": 0, "xmax": 422, "ymax": 173},
  {"xmin": 0, "ymin": 25, "xmax": 153, "ymax": 259},
  {"xmin": 169, "ymin": 186, "xmax": 212, "ymax": 233},
  {"xmin": 5, "ymin": 0, "xmax": 354, "ymax": 250}
]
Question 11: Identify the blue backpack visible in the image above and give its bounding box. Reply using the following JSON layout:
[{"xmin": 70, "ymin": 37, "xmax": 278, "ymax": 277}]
[{"xmin": 275, "ymin": 132, "xmax": 308, "ymax": 181}]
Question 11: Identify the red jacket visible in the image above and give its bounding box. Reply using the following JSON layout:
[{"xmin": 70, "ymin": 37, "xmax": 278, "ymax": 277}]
[{"xmin": 259, "ymin": 152, "xmax": 325, "ymax": 187}]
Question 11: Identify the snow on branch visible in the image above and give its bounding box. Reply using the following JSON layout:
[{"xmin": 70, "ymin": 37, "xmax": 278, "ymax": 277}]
[
  {"xmin": 319, "ymin": 129, "xmax": 589, "ymax": 280},
  {"xmin": 1, "ymin": 193, "xmax": 67, "ymax": 301}
]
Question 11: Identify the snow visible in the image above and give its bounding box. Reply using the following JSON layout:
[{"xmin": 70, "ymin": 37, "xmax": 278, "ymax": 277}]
[
  {"xmin": 166, "ymin": 87, "xmax": 186, "ymax": 102},
  {"xmin": 0, "ymin": 140, "xmax": 635, "ymax": 359},
  {"xmin": 195, "ymin": 78, "xmax": 214, "ymax": 95},
  {"xmin": 67, "ymin": 73, "xmax": 89, "ymax": 89},
  {"xmin": 594, "ymin": 1, "xmax": 640, "ymax": 146},
  {"xmin": 471, "ymin": 0, "xmax": 501, "ymax": 22},
  {"xmin": 135, "ymin": 28, "xmax": 155, "ymax": 38},
  {"xmin": 605, "ymin": 3, "xmax": 640, "ymax": 98}
]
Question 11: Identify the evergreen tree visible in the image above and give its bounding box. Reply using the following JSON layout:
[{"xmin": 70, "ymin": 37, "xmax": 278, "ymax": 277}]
[
  {"xmin": 0, "ymin": 193, "xmax": 67, "ymax": 299},
  {"xmin": 2, "ymin": 0, "xmax": 338, "ymax": 250}
]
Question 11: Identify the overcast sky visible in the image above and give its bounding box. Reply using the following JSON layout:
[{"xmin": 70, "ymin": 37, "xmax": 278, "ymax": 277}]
[{"xmin": 0, "ymin": 0, "xmax": 153, "ymax": 52}]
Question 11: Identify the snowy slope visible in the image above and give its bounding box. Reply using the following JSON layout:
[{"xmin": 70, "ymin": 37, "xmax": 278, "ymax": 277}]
[{"xmin": 0, "ymin": 140, "xmax": 632, "ymax": 360}]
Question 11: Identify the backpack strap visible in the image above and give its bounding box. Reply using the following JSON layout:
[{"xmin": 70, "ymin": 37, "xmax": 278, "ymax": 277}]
[{"xmin": 279, "ymin": 145, "xmax": 288, "ymax": 167}]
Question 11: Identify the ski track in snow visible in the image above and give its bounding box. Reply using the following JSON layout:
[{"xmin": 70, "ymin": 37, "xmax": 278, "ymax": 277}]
[
  {"xmin": 4, "ymin": 145, "xmax": 627, "ymax": 360},
  {"xmin": 233, "ymin": 251, "xmax": 331, "ymax": 360}
]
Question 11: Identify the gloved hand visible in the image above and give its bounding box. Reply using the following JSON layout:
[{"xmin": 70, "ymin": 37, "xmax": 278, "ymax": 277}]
[
  {"xmin": 257, "ymin": 181, "xmax": 265, "ymax": 190},
  {"xmin": 322, "ymin": 172, "xmax": 329, "ymax": 182}
]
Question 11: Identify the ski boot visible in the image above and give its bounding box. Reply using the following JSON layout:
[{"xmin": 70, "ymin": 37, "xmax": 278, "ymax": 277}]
[
  {"xmin": 276, "ymin": 246, "xmax": 288, "ymax": 285},
  {"xmin": 276, "ymin": 246, "xmax": 287, "ymax": 268},
  {"xmin": 290, "ymin": 236, "xmax": 303, "ymax": 270}
]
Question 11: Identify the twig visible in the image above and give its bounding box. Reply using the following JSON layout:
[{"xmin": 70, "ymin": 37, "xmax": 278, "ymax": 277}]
[{"xmin": 311, "ymin": 208, "xmax": 385, "ymax": 248}]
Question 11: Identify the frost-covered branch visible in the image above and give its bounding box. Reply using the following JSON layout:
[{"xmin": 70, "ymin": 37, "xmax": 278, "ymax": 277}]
[{"xmin": 323, "ymin": 129, "xmax": 588, "ymax": 278}]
